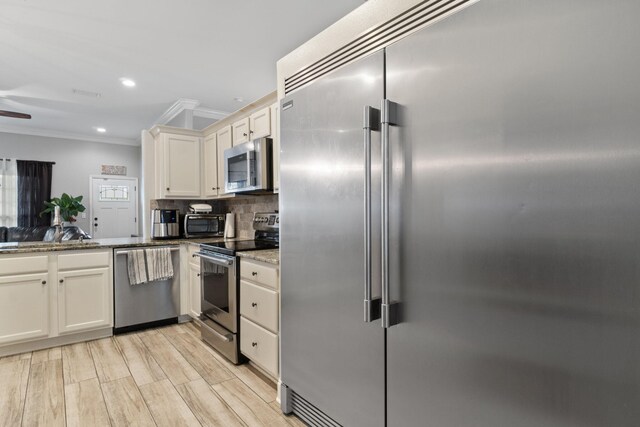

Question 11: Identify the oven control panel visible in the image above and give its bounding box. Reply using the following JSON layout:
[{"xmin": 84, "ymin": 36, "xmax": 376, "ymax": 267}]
[{"xmin": 253, "ymin": 212, "xmax": 279, "ymax": 231}]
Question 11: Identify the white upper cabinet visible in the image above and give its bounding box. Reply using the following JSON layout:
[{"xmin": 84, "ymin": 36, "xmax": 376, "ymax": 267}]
[
  {"xmin": 162, "ymin": 133, "xmax": 201, "ymax": 198},
  {"xmin": 202, "ymin": 133, "xmax": 219, "ymax": 198},
  {"xmin": 216, "ymin": 125, "xmax": 233, "ymax": 195},
  {"xmin": 249, "ymin": 106, "xmax": 271, "ymax": 139},
  {"xmin": 232, "ymin": 117, "xmax": 250, "ymax": 145}
]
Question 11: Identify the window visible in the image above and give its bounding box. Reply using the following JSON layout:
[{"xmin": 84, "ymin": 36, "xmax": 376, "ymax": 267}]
[
  {"xmin": 99, "ymin": 185, "xmax": 129, "ymax": 201},
  {"xmin": 0, "ymin": 159, "xmax": 18, "ymax": 227}
]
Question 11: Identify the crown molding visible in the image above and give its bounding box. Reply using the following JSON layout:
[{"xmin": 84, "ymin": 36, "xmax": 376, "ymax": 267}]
[
  {"xmin": 193, "ymin": 107, "xmax": 229, "ymax": 120},
  {"xmin": 153, "ymin": 98, "xmax": 201, "ymax": 126},
  {"xmin": 152, "ymin": 98, "xmax": 229, "ymax": 127},
  {"xmin": 0, "ymin": 125, "xmax": 139, "ymax": 146}
]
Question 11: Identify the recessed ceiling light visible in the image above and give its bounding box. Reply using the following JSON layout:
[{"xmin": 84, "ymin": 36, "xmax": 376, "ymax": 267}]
[
  {"xmin": 234, "ymin": 97, "xmax": 244, "ymax": 102},
  {"xmin": 95, "ymin": 127, "xmax": 107, "ymax": 133},
  {"xmin": 119, "ymin": 78, "xmax": 136, "ymax": 88}
]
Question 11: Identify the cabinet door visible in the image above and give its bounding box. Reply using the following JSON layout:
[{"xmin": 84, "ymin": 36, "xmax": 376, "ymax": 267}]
[
  {"xmin": 216, "ymin": 125, "xmax": 233, "ymax": 194},
  {"xmin": 270, "ymin": 102, "xmax": 280, "ymax": 192},
  {"xmin": 232, "ymin": 118, "xmax": 250, "ymax": 145},
  {"xmin": 163, "ymin": 134, "xmax": 201, "ymax": 197},
  {"xmin": 249, "ymin": 107, "xmax": 271, "ymax": 139},
  {"xmin": 58, "ymin": 268, "xmax": 112, "ymax": 334},
  {"xmin": 189, "ymin": 263, "xmax": 201, "ymax": 319},
  {"xmin": 202, "ymin": 133, "xmax": 219, "ymax": 198},
  {"xmin": 0, "ymin": 273, "xmax": 49, "ymax": 345}
]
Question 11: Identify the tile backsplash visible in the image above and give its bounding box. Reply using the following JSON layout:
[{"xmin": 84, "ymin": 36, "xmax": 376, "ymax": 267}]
[{"xmin": 152, "ymin": 194, "xmax": 279, "ymax": 239}]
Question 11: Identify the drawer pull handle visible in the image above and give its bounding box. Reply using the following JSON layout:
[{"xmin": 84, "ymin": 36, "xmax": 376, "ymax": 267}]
[
  {"xmin": 252, "ymin": 342, "xmax": 258, "ymax": 347},
  {"xmin": 252, "ymin": 271, "xmax": 258, "ymax": 276},
  {"xmin": 251, "ymin": 302, "xmax": 257, "ymax": 307}
]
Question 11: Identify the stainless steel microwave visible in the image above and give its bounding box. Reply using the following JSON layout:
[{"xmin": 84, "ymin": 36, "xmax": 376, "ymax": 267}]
[
  {"xmin": 183, "ymin": 213, "xmax": 225, "ymax": 238},
  {"xmin": 223, "ymin": 138, "xmax": 272, "ymax": 193}
]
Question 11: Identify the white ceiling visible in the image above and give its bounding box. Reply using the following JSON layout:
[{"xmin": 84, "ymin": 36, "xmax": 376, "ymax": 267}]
[{"xmin": 0, "ymin": 0, "xmax": 362, "ymax": 145}]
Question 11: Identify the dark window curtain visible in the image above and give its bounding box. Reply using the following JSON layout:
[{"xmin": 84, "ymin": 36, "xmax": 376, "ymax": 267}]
[{"xmin": 17, "ymin": 160, "xmax": 53, "ymax": 227}]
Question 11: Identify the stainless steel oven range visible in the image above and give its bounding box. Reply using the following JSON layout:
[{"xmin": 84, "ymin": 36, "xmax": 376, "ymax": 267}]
[{"xmin": 193, "ymin": 212, "xmax": 279, "ymax": 364}]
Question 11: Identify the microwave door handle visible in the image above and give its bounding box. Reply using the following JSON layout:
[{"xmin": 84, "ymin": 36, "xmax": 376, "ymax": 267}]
[
  {"xmin": 193, "ymin": 252, "xmax": 234, "ymax": 267},
  {"xmin": 246, "ymin": 152, "xmax": 253, "ymax": 185}
]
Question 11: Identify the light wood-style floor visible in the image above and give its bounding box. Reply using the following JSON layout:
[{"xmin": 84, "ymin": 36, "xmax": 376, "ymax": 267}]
[{"xmin": 0, "ymin": 322, "xmax": 304, "ymax": 427}]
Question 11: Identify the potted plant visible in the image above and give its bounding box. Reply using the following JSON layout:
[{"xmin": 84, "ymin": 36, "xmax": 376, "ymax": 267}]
[{"xmin": 41, "ymin": 193, "xmax": 86, "ymax": 225}]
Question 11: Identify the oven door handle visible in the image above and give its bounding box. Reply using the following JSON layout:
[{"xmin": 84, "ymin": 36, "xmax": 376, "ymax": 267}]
[{"xmin": 193, "ymin": 252, "xmax": 234, "ymax": 266}]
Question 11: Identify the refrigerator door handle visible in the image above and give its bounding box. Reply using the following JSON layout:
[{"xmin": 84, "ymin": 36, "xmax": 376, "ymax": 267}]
[
  {"xmin": 381, "ymin": 99, "xmax": 400, "ymax": 328},
  {"xmin": 364, "ymin": 105, "xmax": 381, "ymax": 322}
]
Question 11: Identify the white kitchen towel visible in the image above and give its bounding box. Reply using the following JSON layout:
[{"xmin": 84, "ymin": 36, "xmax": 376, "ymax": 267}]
[
  {"xmin": 146, "ymin": 247, "xmax": 174, "ymax": 281},
  {"xmin": 127, "ymin": 249, "xmax": 148, "ymax": 285}
]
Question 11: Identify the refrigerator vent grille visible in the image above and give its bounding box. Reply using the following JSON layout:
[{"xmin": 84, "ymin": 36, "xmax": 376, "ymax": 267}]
[
  {"xmin": 284, "ymin": 0, "xmax": 475, "ymax": 95},
  {"xmin": 291, "ymin": 390, "xmax": 342, "ymax": 427}
]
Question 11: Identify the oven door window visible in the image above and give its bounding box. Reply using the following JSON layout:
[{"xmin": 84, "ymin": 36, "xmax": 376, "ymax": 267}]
[
  {"xmin": 202, "ymin": 263, "xmax": 230, "ymax": 314},
  {"xmin": 227, "ymin": 152, "xmax": 255, "ymax": 190}
]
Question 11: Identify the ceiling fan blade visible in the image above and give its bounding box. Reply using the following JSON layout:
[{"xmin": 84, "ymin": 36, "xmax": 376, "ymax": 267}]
[{"xmin": 0, "ymin": 110, "xmax": 31, "ymax": 119}]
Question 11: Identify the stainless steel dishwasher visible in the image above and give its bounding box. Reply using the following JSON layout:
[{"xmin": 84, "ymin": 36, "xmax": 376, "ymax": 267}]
[{"xmin": 113, "ymin": 246, "xmax": 180, "ymax": 333}]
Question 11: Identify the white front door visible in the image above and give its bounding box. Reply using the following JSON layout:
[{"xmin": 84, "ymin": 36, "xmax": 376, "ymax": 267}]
[{"xmin": 90, "ymin": 177, "xmax": 138, "ymax": 239}]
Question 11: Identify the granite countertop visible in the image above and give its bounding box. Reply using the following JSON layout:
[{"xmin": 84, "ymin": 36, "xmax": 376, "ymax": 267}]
[
  {"xmin": 0, "ymin": 236, "xmax": 230, "ymax": 255},
  {"xmin": 237, "ymin": 249, "xmax": 280, "ymax": 265}
]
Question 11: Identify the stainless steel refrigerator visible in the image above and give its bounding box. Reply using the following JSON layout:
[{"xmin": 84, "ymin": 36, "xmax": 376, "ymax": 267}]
[{"xmin": 280, "ymin": 1, "xmax": 640, "ymax": 426}]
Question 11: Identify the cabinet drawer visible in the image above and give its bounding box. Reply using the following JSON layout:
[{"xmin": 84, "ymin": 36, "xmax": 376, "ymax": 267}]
[
  {"xmin": 0, "ymin": 255, "xmax": 48, "ymax": 275},
  {"xmin": 240, "ymin": 317, "xmax": 278, "ymax": 377},
  {"xmin": 240, "ymin": 280, "xmax": 278, "ymax": 332},
  {"xmin": 58, "ymin": 250, "xmax": 109, "ymax": 270},
  {"xmin": 240, "ymin": 259, "xmax": 278, "ymax": 290}
]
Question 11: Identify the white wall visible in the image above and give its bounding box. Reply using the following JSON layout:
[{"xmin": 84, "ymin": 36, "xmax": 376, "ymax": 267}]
[{"xmin": 0, "ymin": 132, "xmax": 141, "ymax": 233}]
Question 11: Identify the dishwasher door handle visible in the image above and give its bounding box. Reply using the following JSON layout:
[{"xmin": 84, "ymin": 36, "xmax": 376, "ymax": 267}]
[{"xmin": 115, "ymin": 247, "xmax": 179, "ymax": 256}]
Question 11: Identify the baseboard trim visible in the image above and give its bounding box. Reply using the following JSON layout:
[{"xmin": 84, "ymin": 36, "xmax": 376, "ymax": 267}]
[{"xmin": 0, "ymin": 327, "xmax": 113, "ymax": 357}]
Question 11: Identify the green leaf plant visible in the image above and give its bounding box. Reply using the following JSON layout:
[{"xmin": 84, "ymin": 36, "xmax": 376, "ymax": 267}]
[{"xmin": 40, "ymin": 193, "xmax": 86, "ymax": 223}]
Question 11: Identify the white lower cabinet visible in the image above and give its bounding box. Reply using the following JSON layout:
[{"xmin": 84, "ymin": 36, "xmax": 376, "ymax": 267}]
[
  {"xmin": 0, "ymin": 272, "xmax": 50, "ymax": 345},
  {"xmin": 0, "ymin": 250, "xmax": 113, "ymax": 349},
  {"xmin": 240, "ymin": 317, "xmax": 279, "ymax": 376},
  {"xmin": 57, "ymin": 267, "xmax": 111, "ymax": 335},
  {"xmin": 189, "ymin": 262, "xmax": 201, "ymax": 319},
  {"xmin": 239, "ymin": 258, "xmax": 280, "ymax": 378}
]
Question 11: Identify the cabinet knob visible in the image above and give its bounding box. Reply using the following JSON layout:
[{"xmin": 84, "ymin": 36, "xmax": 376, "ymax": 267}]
[
  {"xmin": 251, "ymin": 302, "xmax": 257, "ymax": 307},
  {"xmin": 59, "ymin": 279, "xmax": 64, "ymax": 284},
  {"xmin": 212, "ymin": 187, "xmax": 215, "ymax": 190},
  {"xmin": 41, "ymin": 280, "xmax": 46, "ymax": 285},
  {"xmin": 197, "ymin": 273, "xmax": 201, "ymax": 277},
  {"xmin": 166, "ymin": 187, "xmax": 170, "ymax": 191},
  {"xmin": 251, "ymin": 271, "xmax": 258, "ymax": 276},
  {"xmin": 250, "ymin": 130, "xmax": 254, "ymax": 134},
  {"xmin": 243, "ymin": 133, "xmax": 247, "ymax": 137},
  {"xmin": 252, "ymin": 342, "xmax": 258, "ymax": 347}
]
